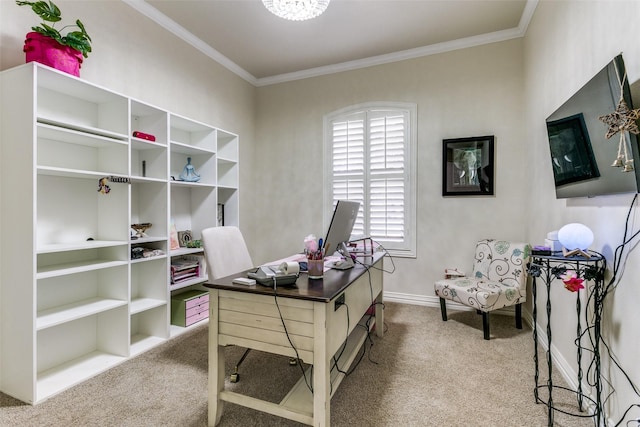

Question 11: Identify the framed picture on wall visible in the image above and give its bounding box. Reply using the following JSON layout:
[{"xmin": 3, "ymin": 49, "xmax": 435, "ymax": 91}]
[{"xmin": 442, "ymin": 135, "xmax": 495, "ymax": 196}]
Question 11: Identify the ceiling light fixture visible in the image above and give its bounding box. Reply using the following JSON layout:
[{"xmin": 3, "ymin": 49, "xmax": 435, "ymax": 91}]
[{"xmin": 262, "ymin": 0, "xmax": 330, "ymax": 21}]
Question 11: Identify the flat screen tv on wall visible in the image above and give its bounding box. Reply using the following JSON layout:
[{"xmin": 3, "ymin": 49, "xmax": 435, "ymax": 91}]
[{"xmin": 545, "ymin": 54, "xmax": 640, "ymax": 199}]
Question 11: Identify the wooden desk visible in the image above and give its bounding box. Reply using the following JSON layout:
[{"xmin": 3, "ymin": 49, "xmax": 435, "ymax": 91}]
[{"xmin": 204, "ymin": 253, "xmax": 384, "ymax": 426}]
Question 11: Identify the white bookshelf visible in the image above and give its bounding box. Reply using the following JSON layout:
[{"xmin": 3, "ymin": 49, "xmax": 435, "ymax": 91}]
[{"xmin": 0, "ymin": 62, "xmax": 239, "ymax": 404}]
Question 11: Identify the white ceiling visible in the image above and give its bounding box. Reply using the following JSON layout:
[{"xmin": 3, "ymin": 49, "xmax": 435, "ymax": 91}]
[{"xmin": 124, "ymin": 0, "xmax": 536, "ymax": 86}]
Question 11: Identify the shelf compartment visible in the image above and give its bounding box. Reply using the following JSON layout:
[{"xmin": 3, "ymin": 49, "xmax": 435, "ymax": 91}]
[
  {"xmin": 37, "ymin": 122, "xmax": 128, "ymax": 176},
  {"xmin": 130, "ymin": 297, "xmax": 166, "ymax": 315},
  {"xmin": 131, "ymin": 141, "xmax": 168, "ymax": 181},
  {"xmin": 37, "ymin": 298, "xmax": 128, "ymax": 330},
  {"xmin": 36, "ymin": 66, "xmax": 128, "ymax": 137},
  {"xmin": 37, "ymin": 264, "xmax": 129, "ymax": 330},
  {"xmin": 130, "ymin": 306, "xmax": 169, "ymax": 356},
  {"xmin": 169, "ymin": 275, "xmax": 208, "ymax": 292},
  {"xmin": 38, "ymin": 122, "xmax": 128, "ymax": 147},
  {"xmin": 131, "ymin": 239, "xmax": 167, "ymax": 263},
  {"xmin": 131, "ymin": 256, "xmax": 168, "ymax": 309},
  {"xmin": 37, "ymin": 247, "xmax": 127, "ymax": 275},
  {"xmin": 170, "ymin": 247, "xmax": 205, "ymax": 257},
  {"xmin": 37, "ymin": 174, "xmax": 129, "ymax": 246},
  {"xmin": 170, "ymin": 150, "xmax": 215, "ymax": 185},
  {"xmin": 217, "ymin": 159, "xmax": 238, "ymax": 188},
  {"xmin": 169, "ymin": 114, "xmax": 216, "ymax": 152},
  {"xmin": 37, "ymin": 259, "xmax": 128, "ymax": 279},
  {"xmin": 170, "ymin": 141, "xmax": 215, "ymax": 156},
  {"xmin": 216, "ymin": 130, "xmax": 238, "ymax": 162},
  {"xmin": 130, "ymin": 100, "xmax": 168, "ymax": 180},
  {"xmin": 37, "ymin": 350, "xmax": 127, "ymax": 403},
  {"xmin": 37, "ymin": 165, "xmax": 125, "ymax": 180},
  {"xmin": 37, "ymin": 306, "xmax": 128, "ymax": 401},
  {"xmin": 218, "ymin": 188, "xmax": 239, "ymax": 227},
  {"xmin": 130, "ymin": 236, "xmax": 167, "ymax": 245},
  {"xmin": 131, "ymin": 180, "xmax": 168, "ymax": 240},
  {"xmin": 37, "ymin": 240, "xmax": 127, "ymax": 254},
  {"xmin": 37, "ymin": 117, "xmax": 128, "ymax": 142},
  {"xmin": 131, "ymin": 100, "xmax": 168, "ymax": 145},
  {"xmin": 171, "ymin": 185, "xmax": 217, "ymax": 239}
]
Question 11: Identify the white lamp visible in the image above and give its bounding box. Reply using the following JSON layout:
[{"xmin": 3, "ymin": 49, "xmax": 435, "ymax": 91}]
[
  {"xmin": 557, "ymin": 223, "xmax": 594, "ymax": 257},
  {"xmin": 262, "ymin": 0, "xmax": 330, "ymax": 21}
]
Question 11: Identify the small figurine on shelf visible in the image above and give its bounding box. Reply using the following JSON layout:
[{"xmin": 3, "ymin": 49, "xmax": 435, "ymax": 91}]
[
  {"xmin": 179, "ymin": 157, "xmax": 201, "ymax": 182},
  {"xmin": 131, "ymin": 223, "xmax": 152, "ymax": 238},
  {"xmin": 97, "ymin": 177, "xmax": 110, "ymax": 194}
]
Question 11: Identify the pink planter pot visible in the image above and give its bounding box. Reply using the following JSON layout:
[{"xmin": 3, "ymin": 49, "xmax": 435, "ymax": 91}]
[{"xmin": 23, "ymin": 32, "xmax": 83, "ymax": 77}]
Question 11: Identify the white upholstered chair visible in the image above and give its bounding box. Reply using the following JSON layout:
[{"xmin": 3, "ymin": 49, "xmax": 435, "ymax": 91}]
[
  {"xmin": 434, "ymin": 239, "xmax": 531, "ymax": 340},
  {"xmin": 201, "ymin": 226, "xmax": 254, "ymax": 382},
  {"xmin": 201, "ymin": 226, "xmax": 254, "ymax": 281}
]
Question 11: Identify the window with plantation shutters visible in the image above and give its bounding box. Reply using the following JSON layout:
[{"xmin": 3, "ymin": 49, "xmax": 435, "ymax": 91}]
[{"xmin": 324, "ymin": 103, "xmax": 416, "ymax": 257}]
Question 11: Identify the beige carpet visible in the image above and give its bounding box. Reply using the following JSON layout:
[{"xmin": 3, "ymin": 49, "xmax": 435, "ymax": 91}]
[{"xmin": 0, "ymin": 303, "xmax": 593, "ymax": 426}]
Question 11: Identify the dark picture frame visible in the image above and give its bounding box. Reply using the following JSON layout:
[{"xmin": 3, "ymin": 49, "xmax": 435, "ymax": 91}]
[
  {"xmin": 545, "ymin": 113, "xmax": 600, "ymax": 187},
  {"xmin": 443, "ymin": 135, "xmax": 495, "ymax": 196}
]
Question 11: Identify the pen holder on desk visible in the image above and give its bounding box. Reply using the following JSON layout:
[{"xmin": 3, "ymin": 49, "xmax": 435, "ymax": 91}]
[{"xmin": 308, "ymin": 259, "xmax": 324, "ymax": 279}]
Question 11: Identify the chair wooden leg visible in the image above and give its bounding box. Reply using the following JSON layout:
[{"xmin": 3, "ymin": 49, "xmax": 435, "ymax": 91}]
[
  {"xmin": 515, "ymin": 303, "xmax": 523, "ymax": 329},
  {"xmin": 439, "ymin": 298, "xmax": 448, "ymax": 321},
  {"xmin": 482, "ymin": 312, "xmax": 490, "ymax": 340}
]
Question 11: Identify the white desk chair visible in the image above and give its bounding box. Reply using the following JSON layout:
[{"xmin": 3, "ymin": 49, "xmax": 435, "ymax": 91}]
[
  {"xmin": 202, "ymin": 226, "xmax": 254, "ymax": 382},
  {"xmin": 202, "ymin": 226, "xmax": 253, "ymax": 280}
]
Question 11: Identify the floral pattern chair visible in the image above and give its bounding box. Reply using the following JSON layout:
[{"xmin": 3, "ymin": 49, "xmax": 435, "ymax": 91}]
[{"xmin": 434, "ymin": 239, "xmax": 531, "ymax": 340}]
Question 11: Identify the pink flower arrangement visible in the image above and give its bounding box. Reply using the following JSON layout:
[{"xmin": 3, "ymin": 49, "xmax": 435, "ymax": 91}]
[
  {"xmin": 561, "ymin": 270, "xmax": 585, "ymax": 292},
  {"xmin": 304, "ymin": 234, "xmax": 319, "ymax": 257}
]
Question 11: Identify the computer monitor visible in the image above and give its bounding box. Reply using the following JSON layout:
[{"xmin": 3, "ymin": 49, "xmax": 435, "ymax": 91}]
[{"xmin": 322, "ymin": 200, "xmax": 360, "ymax": 267}]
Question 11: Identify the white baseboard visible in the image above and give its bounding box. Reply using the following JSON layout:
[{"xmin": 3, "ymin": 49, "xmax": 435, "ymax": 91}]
[{"xmin": 383, "ymin": 291, "xmax": 526, "ymax": 319}]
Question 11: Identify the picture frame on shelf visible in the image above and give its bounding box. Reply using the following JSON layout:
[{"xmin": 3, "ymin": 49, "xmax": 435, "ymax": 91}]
[{"xmin": 442, "ymin": 135, "xmax": 495, "ymax": 196}]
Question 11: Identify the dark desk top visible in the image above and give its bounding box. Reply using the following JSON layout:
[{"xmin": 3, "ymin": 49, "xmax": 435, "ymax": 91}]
[{"xmin": 203, "ymin": 252, "xmax": 384, "ymax": 303}]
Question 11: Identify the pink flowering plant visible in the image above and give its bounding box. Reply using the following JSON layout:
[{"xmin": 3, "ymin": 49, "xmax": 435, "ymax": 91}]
[
  {"xmin": 304, "ymin": 234, "xmax": 319, "ymax": 259},
  {"xmin": 560, "ymin": 270, "xmax": 585, "ymax": 292}
]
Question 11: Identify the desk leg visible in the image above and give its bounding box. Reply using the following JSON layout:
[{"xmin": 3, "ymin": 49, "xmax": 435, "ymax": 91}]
[
  {"xmin": 313, "ymin": 304, "xmax": 330, "ymax": 427},
  {"xmin": 375, "ymin": 290, "xmax": 384, "ymax": 338},
  {"xmin": 208, "ymin": 290, "xmax": 225, "ymax": 426}
]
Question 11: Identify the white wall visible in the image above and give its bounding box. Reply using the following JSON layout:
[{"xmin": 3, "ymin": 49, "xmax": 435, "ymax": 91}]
[
  {"xmin": 523, "ymin": 1, "xmax": 640, "ymax": 423},
  {"xmin": 252, "ymin": 40, "xmax": 528, "ymax": 299}
]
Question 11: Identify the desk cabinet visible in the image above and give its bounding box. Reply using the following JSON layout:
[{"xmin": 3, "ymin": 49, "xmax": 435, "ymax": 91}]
[{"xmin": 0, "ymin": 63, "xmax": 239, "ymax": 404}]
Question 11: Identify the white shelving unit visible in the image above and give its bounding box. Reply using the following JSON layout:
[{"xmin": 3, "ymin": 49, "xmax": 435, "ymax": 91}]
[{"xmin": 0, "ymin": 63, "xmax": 239, "ymax": 404}]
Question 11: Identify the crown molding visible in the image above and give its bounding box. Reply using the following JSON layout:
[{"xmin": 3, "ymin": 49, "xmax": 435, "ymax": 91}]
[
  {"xmin": 256, "ymin": 26, "xmax": 524, "ymax": 87},
  {"xmin": 124, "ymin": 0, "xmax": 538, "ymax": 88}
]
